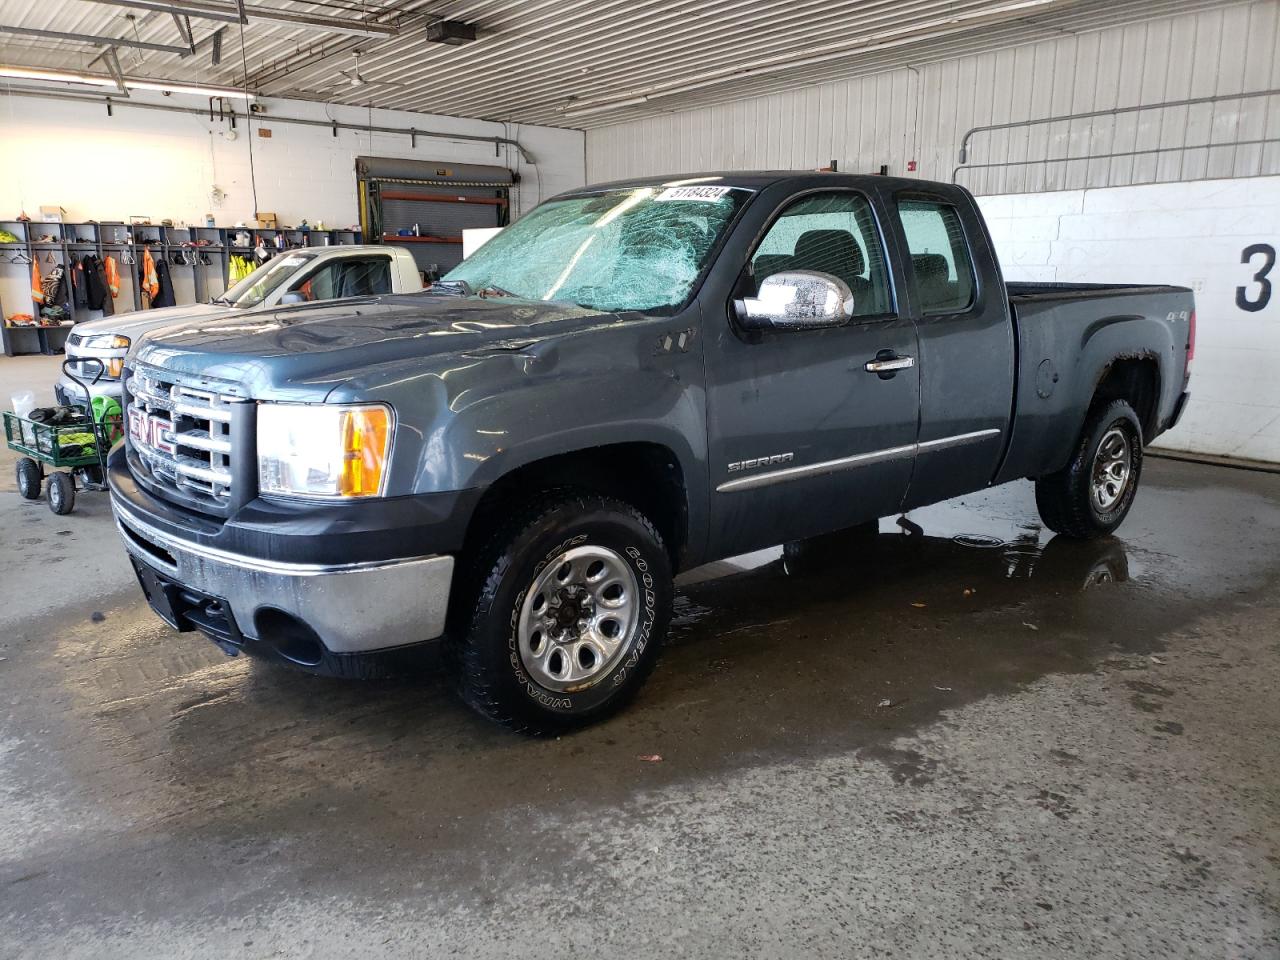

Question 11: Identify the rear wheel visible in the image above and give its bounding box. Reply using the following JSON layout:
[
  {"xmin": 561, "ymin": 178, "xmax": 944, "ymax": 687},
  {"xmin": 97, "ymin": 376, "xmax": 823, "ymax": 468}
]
[
  {"xmin": 1035, "ymin": 399, "xmax": 1143, "ymax": 539},
  {"xmin": 47, "ymin": 472, "xmax": 76, "ymax": 515},
  {"xmin": 16, "ymin": 457, "xmax": 42, "ymax": 500},
  {"xmin": 447, "ymin": 490, "xmax": 672, "ymax": 735}
]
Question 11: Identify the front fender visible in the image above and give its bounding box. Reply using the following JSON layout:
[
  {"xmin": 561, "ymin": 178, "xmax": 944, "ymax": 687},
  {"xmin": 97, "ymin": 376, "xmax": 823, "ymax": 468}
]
[{"xmin": 337, "ymin": 313, "xmax": 712, "ymax": 562}]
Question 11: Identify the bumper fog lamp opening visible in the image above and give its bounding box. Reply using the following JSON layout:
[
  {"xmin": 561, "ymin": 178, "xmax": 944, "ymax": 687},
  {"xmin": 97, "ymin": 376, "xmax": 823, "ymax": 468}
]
[{"xmin": 254, "ymin": 608, "xmax": 325, "ymax": 667}]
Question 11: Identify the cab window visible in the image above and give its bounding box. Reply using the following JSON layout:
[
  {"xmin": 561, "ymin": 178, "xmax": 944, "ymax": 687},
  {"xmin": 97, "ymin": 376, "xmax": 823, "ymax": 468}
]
[
  {"xmin": 289, "ymin": 257, "xmax": 393, "ymax": 302},
  {"xmin": 750, "ymin": 192, "xmax": 892, "ymax": 318},
  {"xmin": 897, "ymin": 200, "xmax": 976, "ymax": 313}
]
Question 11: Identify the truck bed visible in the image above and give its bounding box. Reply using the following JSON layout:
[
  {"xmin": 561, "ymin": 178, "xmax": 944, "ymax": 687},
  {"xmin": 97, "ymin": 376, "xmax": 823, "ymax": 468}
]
[
  {"xmin": 996, "ymin": 281, "xmax": 1194, "ymax": 486},
  {"xmin": 1007, "ymin": 281, "xmax": 1189, "ymax": 303}
]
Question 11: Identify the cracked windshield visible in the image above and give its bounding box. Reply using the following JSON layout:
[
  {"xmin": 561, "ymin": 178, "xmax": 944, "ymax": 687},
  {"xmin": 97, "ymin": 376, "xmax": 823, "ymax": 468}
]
[{"xmin": 443, "ymin": 183, "xmax": 752, "ymax": 313}]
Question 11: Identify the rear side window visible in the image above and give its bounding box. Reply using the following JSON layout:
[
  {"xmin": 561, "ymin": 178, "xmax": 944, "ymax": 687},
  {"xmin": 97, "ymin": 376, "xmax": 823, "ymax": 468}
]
[
  {"xmin": 751, "ymin": 192, "xmax": 892, "ymax": 317},
  {"xmin": 290, "ymin": 257, "xmax": 392, "ymax": 302},
  {"xmin": 897, "ymin": 200, "xmax": 976, "ymax": 314}
]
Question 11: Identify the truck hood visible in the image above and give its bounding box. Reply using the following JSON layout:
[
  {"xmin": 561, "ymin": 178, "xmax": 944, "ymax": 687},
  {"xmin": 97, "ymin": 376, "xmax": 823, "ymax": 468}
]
[
  {"xmin": 76, "ymin": 303, "xmax": 230, "ymax": 341},
  {"xmin": 131, "ymin": 293, "xmax": 613, "ymax": 398}
]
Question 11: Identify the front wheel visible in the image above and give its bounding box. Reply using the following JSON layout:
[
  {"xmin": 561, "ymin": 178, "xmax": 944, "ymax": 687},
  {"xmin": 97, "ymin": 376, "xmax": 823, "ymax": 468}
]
[
  {"xmin": 1035, "ymin": 399, "xmax": 1143, "ymax": 539},
  {"xmin": 448, "ymin": 491, "xmax": 673, "ymax": 735}
]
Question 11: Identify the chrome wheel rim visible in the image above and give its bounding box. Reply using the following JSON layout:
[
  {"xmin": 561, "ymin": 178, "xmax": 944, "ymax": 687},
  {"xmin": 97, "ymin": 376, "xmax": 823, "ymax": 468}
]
[
  {"xmin": 517, "ymin": 545, "xmax": 640, "ymax": 692},
  {"xmin": 1091, "ymin": 427, "xmax": 1132, "ymax": 512}
]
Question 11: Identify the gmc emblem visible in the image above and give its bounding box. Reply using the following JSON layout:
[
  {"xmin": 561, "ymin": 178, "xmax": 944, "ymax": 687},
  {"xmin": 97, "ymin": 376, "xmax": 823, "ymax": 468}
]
[{"xmin": 127, "ymin": 408, "xmax": 175, "ymax": 456}]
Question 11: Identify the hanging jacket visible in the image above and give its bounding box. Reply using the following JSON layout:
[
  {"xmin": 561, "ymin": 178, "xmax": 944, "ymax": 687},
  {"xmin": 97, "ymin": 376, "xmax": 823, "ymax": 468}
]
[
  {"xmin": 41, "ymin": 265, "xmax": 68, "ymax": 309},
  {"xmin": 140, "ymin": 246, "xmax": 159, "ymax": 300},
  {"xmin": 152, "ymin": 256, "xmax": 176, "ymax": 308},
  {"xmin": 31, "ymin": 258, "xmax": 44, "ymax": 304},
  {"xmin": 94, "ymin": 257, "xmax": 114, "ymax": 316},
  {"xmin": 83, "ymin": 255, "xmax": 109, "ymax": 310},
  {"xmin": 104, "ymin": 255, "xmax": 120, "ymax": 298},
  {"xmin": 72, "ymin": 259, "xmax": 90, "ymax": 309}
]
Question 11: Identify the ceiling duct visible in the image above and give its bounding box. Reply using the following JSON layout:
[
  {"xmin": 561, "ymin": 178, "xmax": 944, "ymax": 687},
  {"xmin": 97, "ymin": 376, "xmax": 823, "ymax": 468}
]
[{"xmin": 425, "ymin": 21, "xmax": 477, "ymax": 45}]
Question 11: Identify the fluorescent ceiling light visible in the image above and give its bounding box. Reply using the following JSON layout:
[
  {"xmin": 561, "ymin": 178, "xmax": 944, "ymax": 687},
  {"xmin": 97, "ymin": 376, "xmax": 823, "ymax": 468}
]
[
  {"xmin": 126, "ymin": 79, "xmax": 253, "ymax": 99},
  {"xmin": 0, "ymin": 64, "xmax": 253, "ymax": 100},
  {"xmin": 563, "ymin": 0, "xmax": 1055, "ymax": 119}
]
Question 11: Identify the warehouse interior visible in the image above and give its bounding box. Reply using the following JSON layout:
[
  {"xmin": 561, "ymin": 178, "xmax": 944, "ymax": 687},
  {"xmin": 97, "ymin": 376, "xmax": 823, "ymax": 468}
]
[{"xmin": 1, "ymin": 1, "xmax": 1278, "ymax": 957}]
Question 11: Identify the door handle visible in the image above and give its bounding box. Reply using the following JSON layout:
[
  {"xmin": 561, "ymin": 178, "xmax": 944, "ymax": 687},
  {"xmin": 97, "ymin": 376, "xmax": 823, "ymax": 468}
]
[{"xmin": 864, "ymin": 355, "xmax": 915, "ymax": 373}]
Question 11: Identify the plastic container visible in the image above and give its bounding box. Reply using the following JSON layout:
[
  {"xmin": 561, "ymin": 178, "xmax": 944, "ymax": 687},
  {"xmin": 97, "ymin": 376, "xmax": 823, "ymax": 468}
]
[{"xmin": 10, "ymin": 390, "xmax": 35, "ymax": 445}]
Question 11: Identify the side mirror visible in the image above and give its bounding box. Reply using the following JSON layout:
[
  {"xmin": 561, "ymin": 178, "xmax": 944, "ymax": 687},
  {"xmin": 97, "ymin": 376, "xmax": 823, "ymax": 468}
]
[
  {"xmin": 279, "ymin": 291, "xmax": 308, "ymax": 305},
  {"xmin": 734, "ymin": 270, "xmax": 854, "ymax": 331}
]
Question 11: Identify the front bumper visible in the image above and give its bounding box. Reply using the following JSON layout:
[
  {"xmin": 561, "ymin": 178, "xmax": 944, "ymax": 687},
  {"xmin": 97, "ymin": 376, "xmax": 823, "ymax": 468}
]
[
  {"xmin": 109, "ymin": 437, "xmax": 459, "ymax": 657},
  {"xmin": 113, "ymin": 498, "xmax": 454, "ymax": 655}
]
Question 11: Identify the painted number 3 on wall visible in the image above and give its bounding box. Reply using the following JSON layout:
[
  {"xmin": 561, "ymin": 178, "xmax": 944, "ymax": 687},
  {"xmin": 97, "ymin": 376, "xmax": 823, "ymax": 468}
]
[{"xmin": 1237, "ymin": 243, "xmax": 1275, "ymax": 313}]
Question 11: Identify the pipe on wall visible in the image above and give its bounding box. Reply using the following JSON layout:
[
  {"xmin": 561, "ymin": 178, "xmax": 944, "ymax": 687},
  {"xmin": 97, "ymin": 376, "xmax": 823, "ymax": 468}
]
[{"xmin": 0, "ymin": 85, "xmax": 536, "ymax": 163}]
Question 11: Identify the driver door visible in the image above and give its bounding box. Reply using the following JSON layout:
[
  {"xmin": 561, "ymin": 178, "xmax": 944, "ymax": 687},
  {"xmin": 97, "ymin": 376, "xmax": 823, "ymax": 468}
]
[{"xmin": 704, "ymin": 189, "xmax": 921, "ymax": 558}]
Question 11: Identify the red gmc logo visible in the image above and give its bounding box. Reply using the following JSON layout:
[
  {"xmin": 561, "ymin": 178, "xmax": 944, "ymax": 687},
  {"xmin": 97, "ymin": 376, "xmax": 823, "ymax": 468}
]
[{"xmin": 127, "ymin": 408, "xmax": 175, "ymax": 456}]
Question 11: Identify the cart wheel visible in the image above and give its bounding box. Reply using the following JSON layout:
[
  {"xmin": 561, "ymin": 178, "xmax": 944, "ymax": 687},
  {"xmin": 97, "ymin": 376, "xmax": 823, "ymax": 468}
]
[
  {"xmin": 47, "ymin": 472, "xmax": 75, "ymax": 515},
  {"xmin": 16, "ymin": 457, "xmax": 43, "ymax": 500}
]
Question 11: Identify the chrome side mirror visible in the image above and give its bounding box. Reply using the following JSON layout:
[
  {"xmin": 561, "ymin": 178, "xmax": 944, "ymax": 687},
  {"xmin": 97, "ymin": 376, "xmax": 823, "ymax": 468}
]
[{"xmin": 734, "ymin": 270, "xmax": 854, "ymax": 331}]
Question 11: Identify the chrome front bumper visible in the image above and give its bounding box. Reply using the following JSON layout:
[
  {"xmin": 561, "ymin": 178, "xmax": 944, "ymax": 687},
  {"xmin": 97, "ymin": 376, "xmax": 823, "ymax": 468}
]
[
  {"xmin": 56, "ymin": 373, "xmax": 124, "ymax": 405},
  {"xmin": 112, "ymin": 499, "xmax": 454, "ymax": 655}
]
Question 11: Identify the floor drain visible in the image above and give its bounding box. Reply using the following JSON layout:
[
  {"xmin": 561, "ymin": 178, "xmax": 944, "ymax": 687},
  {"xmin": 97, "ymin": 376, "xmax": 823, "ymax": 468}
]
[{"xmin": 952, "ymin": 533, "xmax": 1006, "ymax": 549}]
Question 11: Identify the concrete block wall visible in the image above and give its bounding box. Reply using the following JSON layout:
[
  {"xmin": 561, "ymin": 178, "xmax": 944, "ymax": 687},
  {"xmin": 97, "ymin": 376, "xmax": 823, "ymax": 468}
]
[{"xmin": 979, "ymin": 175, "xmax": 1280, "ymax": 463}]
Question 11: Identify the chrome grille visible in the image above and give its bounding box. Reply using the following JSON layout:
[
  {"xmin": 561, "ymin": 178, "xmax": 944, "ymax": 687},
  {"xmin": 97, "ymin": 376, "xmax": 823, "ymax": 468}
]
[{"xmin": 126, "ymin": 368, "xmax": 239, "ymax": 506}]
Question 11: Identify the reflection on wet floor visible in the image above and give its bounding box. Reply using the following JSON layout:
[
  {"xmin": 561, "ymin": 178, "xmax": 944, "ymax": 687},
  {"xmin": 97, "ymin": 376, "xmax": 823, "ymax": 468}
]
[
  {"xmin": 16, "ymin": 463, "xmax": 1280, "ymax": 843},
  {"xmin": 676, "ymin": 512, "xmax": 1140, "ymax": 593}
]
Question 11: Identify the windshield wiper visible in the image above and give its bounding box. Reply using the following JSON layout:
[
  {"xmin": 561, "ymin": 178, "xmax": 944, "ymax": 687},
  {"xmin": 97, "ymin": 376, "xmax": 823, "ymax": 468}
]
[{"xmin": 210, "ymin": 296, "xmax": 232, "ymax": 305}]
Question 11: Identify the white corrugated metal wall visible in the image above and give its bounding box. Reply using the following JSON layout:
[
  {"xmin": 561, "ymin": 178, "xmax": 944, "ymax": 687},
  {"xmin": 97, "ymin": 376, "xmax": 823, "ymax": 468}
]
[{"xmin": 586, "ymin": 0, "xmax": 1280, "ymax": 193}]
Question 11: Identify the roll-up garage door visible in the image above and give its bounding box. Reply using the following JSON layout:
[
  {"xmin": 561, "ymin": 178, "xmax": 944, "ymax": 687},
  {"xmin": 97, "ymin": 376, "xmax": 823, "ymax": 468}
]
[{"xmin": 356, "ymin": 157, "xmax": 514, "ymax": 277}]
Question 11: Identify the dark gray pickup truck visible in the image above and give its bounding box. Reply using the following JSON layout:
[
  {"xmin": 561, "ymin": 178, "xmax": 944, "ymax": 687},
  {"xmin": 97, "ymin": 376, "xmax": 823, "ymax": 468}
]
[{"xmin": 107, "ymin": 172, "xmax": 1194, "ymax": 733}]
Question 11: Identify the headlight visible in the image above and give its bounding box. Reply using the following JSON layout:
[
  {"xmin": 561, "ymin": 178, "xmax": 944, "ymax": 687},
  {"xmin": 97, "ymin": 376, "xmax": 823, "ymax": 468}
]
[
  {"xmin": 82, "ymin": 334, "xmax": 131, "ymax": 350},
  {"xmin": 257, "ymin": 403, "xmax": 393, "ymax": 498}
]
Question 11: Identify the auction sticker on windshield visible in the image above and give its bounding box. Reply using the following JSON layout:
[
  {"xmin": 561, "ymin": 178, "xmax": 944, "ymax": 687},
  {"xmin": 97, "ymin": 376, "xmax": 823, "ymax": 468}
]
[{"xmin": 656, "ymin": 186, "xmax": 732, "ymax": 202}]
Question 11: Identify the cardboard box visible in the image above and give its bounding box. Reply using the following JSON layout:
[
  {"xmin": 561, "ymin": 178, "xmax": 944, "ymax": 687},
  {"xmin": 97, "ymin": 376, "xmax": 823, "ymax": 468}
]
[
  {"xmin": 39, "ymin": 205, "xmax": 66, "ymax": 223},
  {"xmin": 255, "ymin": 212, "xmax": 279, "ymax": 229}
]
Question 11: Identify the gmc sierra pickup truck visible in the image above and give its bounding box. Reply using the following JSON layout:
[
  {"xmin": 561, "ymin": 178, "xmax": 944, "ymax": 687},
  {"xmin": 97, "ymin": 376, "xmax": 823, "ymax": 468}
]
[
  {"xmin": 107, "ymin": 172, "xmax": 1194, "ymax": 734},
  {"xmin": 56, "ymin": 245, "xmax": 422, "ymax": 406}
]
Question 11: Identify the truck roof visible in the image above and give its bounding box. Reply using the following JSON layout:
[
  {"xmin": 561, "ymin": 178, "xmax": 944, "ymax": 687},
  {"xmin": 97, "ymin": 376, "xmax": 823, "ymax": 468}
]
[
  {"xmin": 561, "ymin": 170, "xmax": 937, "ymax": 196},
  {"xmin": 281, "ymin": 244, "xmax": 407, "ymax": 255}
]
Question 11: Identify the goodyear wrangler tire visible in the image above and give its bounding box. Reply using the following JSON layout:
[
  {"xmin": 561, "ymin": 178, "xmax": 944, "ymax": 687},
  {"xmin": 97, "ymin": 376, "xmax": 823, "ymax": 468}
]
[
  {"xmin": 1035, "ymin": 399, "xmax": 1143, "ymax": 540},
  {"xmin": 450, "ymin": 491, "xmax": 673, "ymax": 735}
]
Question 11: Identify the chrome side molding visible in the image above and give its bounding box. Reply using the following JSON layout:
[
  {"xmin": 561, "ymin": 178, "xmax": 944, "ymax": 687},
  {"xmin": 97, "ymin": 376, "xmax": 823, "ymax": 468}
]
[{"xmin": 716, "ymin": 428, "xmax": 1001, "ymax": 493}]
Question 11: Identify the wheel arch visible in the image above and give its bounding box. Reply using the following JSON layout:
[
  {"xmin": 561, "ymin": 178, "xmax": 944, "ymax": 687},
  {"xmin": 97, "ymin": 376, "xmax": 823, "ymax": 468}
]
[
  {"xmin": 1089, "ymin": 354, "xmax": 1162, "ymax": 442},
  {"xmin": 461, "ymin": 440, "xmax": 693, "ymax": 570}
]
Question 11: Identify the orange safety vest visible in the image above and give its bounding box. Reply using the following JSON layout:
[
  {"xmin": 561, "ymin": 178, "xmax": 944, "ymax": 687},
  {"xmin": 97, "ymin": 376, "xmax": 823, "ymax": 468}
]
[
  {"xmin": 31, "ymin": 258, "xmax": 44, "ymax": 304},
  {"xmin": 141, "ymin": 246, "xmax": 159, "ymax": 299},
  {"xmin": 104, "ymin": 255, "xmax": 120, "ymax": 297}
]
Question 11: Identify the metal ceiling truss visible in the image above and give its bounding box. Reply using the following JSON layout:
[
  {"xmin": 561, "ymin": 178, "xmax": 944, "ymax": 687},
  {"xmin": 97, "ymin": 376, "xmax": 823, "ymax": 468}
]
[
  {"xmin": 0, "ymin": 22, "xmax": 190, "ymax": 56},
  {"xmin": 75, "ymin": 0, "xmax": 406, "ymax": 36},
  {"xmin": 0, "ymin": 0, "xmax": 1255, "ymax": 129}
]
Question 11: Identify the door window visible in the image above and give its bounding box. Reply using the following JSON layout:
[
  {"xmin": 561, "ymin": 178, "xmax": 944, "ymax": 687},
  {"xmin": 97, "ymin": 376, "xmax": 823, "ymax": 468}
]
[
  {"xmin": 289, "ymin": 257, "xmax": 393, "ymax": 302},
  {"xmin": 751, "ymin": 192, "xmax": 892, "ymax": 317},
  {"xmin": 897, "ymin": 200, "xmax": 976, "ymax": 313}
]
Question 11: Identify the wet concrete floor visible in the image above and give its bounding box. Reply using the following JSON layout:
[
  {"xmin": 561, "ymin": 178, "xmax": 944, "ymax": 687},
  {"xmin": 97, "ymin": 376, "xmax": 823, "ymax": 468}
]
[{"xmin": 1, "ymin": 388, "xmax": 1279, "ymax": 956}]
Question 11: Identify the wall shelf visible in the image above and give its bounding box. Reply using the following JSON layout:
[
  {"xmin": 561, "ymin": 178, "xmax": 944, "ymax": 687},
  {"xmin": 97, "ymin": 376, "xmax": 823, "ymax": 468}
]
[{"xmin": 2, "ymin": 219, "xmax": 362, "ymax": 357}]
